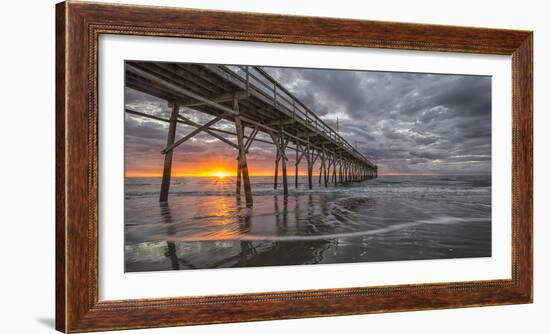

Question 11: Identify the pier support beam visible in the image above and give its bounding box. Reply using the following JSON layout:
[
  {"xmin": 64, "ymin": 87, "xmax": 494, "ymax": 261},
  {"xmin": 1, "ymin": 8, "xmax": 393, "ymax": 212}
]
[
  {"xmin": 279, "ymin": 125, "xmax": 289, "ymax": 196},
  {"xmin": 236, "ymin": 161, "xmax": 242, "ymax": 194},
  {"xmin": 339, "ymin": 159, "xmax": 343, "ymax": 183},
  {"xmin": 236, "ymin": 131, "xmax": 258, "ymax": 195},
  {"xmin": 306, "ymin": 136, "xmax": 313, "ymax": 190},
  {"xmin": 295, "ymin": 144, "xmax": 304, "ymax": 188},
  {"xmin": 322, "ymin": 148, "xmax": 328, "ymax": 187},
  {"xmin": 325, "ymin": 155, "xmax": 332, "ymax": 187},
  {"xmin": 273, "ymin": 148, "xmax": 279, "ymax": 190},
  {"xmin": 159, "ymin": 103, "xmax": 179, "ymax": 202},
  {"xmin": 236, "ymin": 128, "xmax": 257, "ymax": 195},
  {"xmin": 344, "ymin": 160, "xmax": 347, "ymax": 182},
  {"xmin": 271, "ymin": 130, "xmax": 289, "ymax": 195},
  {"xmin": 318, "ymin": 146, "xmax": 325, "ymax": 185},
  {"xmin": 332, "ymin": 158, "xmax": 338, "ymax": 184},
  {"xmin": 234, "ymin": 97, "xmax": 253, "ymax": 207}
]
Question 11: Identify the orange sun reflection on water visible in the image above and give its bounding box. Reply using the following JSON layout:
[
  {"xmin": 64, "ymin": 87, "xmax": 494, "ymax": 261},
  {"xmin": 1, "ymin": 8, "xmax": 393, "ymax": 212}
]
[{"xmin": 211, "ymin": 197, "xmax": 232, "ymax": 225}]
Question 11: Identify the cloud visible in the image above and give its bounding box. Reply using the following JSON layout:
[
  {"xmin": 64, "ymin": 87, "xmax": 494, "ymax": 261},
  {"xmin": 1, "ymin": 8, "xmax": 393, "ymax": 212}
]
[{"xmin": 264, "ymin": 67, "xmax": 491, "ymax": 175}]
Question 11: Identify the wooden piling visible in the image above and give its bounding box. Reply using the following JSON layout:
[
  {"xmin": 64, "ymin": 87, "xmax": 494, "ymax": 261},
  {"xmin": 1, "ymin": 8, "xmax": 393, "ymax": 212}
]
[
  {"xmin": 318, "ymin": 145, "xmax": 325, "ymax": 185},
  {"xmin": 339, "ymin": 159, "xmax": 343, "ymax": 183},
  {"xmin": 332, "ymin": 157, "xmax": 338, "ymax": 185},
  {"xmin": 234, "ymin": 97, "xmax": 253, "ymax": 207},
  {"xmin": 307, "ymin": 136, "xmax": 313, "ymax": 190},
  {"xmin": 274, "ymin": 156, "xmax": 279, "ymax": 189},
  {"xmin": 318, "ymin": 161, "xmax": 323, "ymax": 184},
  {"xmin": 280, "ymin": 125, "xmax": 289, "ymax": 196},
  {"xmin": 236, "ymin": 162, "xmax": 242, "ymax": 195},
  {"xmin": 159, "ymin": 103, "xmax": 180, "ymax": 202},
  {"xmin": 324, "ymin": 156, "xmax": 330, "ymax": 187},
  {"xmin": 295, "ymin": 144, "xmax": 299, "ymax": 188},
  {"xmin": 271, "ymin": 133, "xmax": 280, "ymax": 190},
  {"xmin": 342, "ymin": 162, "xmax": 346, "ymax": 183}
]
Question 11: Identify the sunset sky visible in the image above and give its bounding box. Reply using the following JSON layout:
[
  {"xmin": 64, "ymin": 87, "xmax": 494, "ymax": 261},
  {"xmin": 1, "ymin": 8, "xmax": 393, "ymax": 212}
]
[{"xmin": 124, "ymin": 65, "xmax": 491, "ymax": 177}]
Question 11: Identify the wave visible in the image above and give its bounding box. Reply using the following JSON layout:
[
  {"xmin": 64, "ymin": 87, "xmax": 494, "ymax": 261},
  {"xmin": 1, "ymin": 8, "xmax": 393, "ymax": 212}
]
[
  {"xmin": 125, "ymin": 184, "xmax": 490, "ymax": 199},
  {"xmin": 157, "ymin": 216, "xmax": 489, "ymax": 242}
]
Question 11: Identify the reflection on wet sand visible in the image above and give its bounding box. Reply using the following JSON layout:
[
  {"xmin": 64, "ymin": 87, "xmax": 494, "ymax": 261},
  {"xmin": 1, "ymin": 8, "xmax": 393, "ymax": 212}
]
[
  {"xmin": 159, "ymin": 203, "xmax": 180, "ymax": 270},
  {"xmin": 134, "ymin": 195, "xmax": 332, "ymax": 271}
]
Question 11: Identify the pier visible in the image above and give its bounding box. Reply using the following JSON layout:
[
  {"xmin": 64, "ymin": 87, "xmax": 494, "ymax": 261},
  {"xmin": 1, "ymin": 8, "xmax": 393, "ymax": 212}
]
[{"xmin": 125, "ymin": 61, "xmax": 377, "ymax": 206}]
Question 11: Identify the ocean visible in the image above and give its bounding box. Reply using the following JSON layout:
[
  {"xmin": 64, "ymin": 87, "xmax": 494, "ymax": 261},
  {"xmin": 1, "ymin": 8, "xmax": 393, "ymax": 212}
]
[{"xmin": 124, "ymin": 175, "xmax": 491, "ymax": 272}]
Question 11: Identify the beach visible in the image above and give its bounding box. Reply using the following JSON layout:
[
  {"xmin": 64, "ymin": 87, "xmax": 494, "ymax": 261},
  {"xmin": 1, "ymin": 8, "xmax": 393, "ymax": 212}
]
[{"xmin": 124, "ymin": 175, "xmax": 491, "ymax": 271}]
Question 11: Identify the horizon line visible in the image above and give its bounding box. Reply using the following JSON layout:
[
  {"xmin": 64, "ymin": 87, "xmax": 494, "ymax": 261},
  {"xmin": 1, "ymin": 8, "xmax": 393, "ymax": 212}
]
[{"xmin": 124, "ymin": 173, "xmax": 490, "ymax": 178}]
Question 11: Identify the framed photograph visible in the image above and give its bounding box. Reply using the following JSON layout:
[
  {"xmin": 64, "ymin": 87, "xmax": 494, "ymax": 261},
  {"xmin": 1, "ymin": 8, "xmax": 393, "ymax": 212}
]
[{"xmin": 56, "ymin": 1, "xmax": 532, "ymax": 332}]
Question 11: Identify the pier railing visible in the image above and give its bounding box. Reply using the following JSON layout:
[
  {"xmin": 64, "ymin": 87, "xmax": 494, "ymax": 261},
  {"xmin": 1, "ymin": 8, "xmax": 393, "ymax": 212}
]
[{"xmin": 210, "ymin": 65, "xmax": 374, "ymax": 167}]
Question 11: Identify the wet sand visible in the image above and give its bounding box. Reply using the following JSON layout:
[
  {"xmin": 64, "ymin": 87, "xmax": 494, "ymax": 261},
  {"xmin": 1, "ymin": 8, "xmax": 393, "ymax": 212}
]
[{"xmin": 125, "ymin": 175, "xmax": 491, "ymax": 271}]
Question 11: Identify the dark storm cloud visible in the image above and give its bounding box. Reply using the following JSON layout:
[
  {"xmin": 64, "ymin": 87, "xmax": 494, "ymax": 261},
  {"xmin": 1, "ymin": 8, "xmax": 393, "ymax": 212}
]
[
  {"xmin": 125, "ymin": 65, "xmax": 491, "ymax": 175},
  {"xmin": 263, "ymin": 66, "xmax": 491, "ymax": 175}
]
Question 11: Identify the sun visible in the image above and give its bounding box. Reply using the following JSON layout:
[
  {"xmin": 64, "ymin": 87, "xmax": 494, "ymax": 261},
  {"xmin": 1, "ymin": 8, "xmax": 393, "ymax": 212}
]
[{"xmin": 212, "ymin": 171, "xmax": 230, "ymax": 179}]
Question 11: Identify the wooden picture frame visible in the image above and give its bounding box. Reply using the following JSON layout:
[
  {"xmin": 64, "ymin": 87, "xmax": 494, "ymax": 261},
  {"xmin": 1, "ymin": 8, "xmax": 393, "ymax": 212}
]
[{"xmin": 56, "ymin": 1, "xmax": 533, "ymax": 332}]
